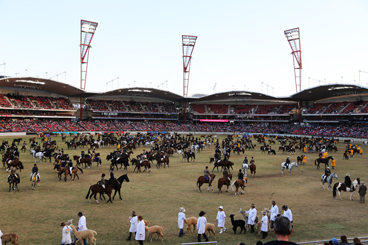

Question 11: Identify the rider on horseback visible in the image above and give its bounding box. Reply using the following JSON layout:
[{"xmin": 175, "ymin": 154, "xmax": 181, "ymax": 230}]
[
  {"xmin": 238, "ymin": 169, "xmax": 245, "ymax": 184},
  {"xmin": 345, "ymin": 173, "xmax": 352, "ymax": 189},
  {"xmin": 100, "ymin": 173, "xmax": 106, "ymax": 194},
  {"xmin": 30, "ymin": 163, "xmax": 38, "ymax": 181},
  {"xmin": 204, "ymin": 166, "xmax": 212, "ymax": 184},
  {"xmin": 223, "ymin": 167, "xmax": 230, "ymax": 184},
  {"xmin": 285, "ymin": 156, "xmax": 290, "ymax": 169},
  {"xmin": 324, "ymin": 167, "xmax": 331, "ymax": 182},
  {"xmin": 79, "ymin": 151, "xmax": 85, "ymax": 161},
  {"xmin": 8, "ymin": 167, "xmax": 19, "ymax": 183},
  {"xmin": 243, "ymin": 157, "xmax": 248, "ymax": 164}
]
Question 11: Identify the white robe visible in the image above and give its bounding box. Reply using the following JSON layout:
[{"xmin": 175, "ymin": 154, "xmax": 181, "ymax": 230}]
[
  {"xmin": 270, "ymin": 204, "xmax": 279, "ymax": 221},
  {"xmin": 129, "ymin": 216, "xmax": 138, "ymax": 232},
  {"xmin": 178, "ymin": 212, "xmax": 186, "ymax": 229},
  {"xmin": 78, "ymin": 216, "xmax": 87, "ymax": 231},
  {"xmin": 216, "ymin": 211, "xmax": 226, "ymax": 227},
  {"xmin": 196, "ymin": 216, "xmax": 207, "ymax": 234},
  {"xmin": 261, "ymin": 216, "xmax": 268, "ymax": 232},
  {"xmin": 61, "ymin": 226, "xmax": 72, "ymax": 244},
  {"xmin": 0, "ymin": 230, "xmax": 3, "ymax": 245},
  {"xmin": 283, "ymin": 209, "xmax": 293, "ymax": 222},
  {"xmin": 245, "ymin": 208, "xmax": 257, "ymax": 225},
  {"xmin": 135, "ymin": 220, "xmax": 145, "ymax": 241}
]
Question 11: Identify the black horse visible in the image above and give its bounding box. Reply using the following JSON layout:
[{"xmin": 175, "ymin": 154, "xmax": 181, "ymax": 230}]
[
  {"xmin": 110, "ymin": 156, "xmax": 129, "ymax": 170},
  {"xmin": 8, "ymin": 174, "xmax": 19, "ymax": 192},
  {"xmin": 315, "ymin": 156, "xmax": 334, "ymax": 169}
]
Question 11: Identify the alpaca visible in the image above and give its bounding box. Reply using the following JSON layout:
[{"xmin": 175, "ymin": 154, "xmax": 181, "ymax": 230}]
[
  {"xmin": 239, "ymin": 208, "xmax": 259, "ymax": 231},
  {"xmin": 145, "ymin": 225, "xmax": 164, "ymax": 242},
  {"xmin": 1, "ymin": 233, "xmax": 19, "ymax": 245},
  {"xmin": 229, "ymin": 214, "xmax": 246, "ymax": 234},
  {"xmin": 70, "ymin": 225, "xmax": 97, "ymax": 245},
  {"xmin": 205, "ymin": 223, "xmax": 216, "ymax": 238},
  {"xmin": 184, "ymin": 217, "xmax": 197, "ymax": 233}
]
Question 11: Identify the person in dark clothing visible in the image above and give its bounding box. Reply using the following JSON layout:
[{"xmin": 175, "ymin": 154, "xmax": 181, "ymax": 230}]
[
  {"xmin": 345, "ymin": 173, "xmax": 352, "ymax": 189},
  {"xmin": 32, "ymin": 164, "xmax": 38, "ymax": 174},
  {"xmin": 238, "ymin": 169, "xmax": 244, "ymax": 183},
  {"xmin": 263, "ymin": 216, "xmax": 296, "ymax": 245},
  {"xmin": 110, "ymin": 168, "xmax": 115, "ymax": 181},
  {"xmin": 285, "ymin": 156, "xmax": 290, "ymax": 169},
  {"xmin": 100, "ymin": 173, "xmax": 106, "ymax": 194}
]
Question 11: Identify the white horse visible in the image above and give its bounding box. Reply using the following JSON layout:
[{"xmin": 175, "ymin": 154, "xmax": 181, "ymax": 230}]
[
  {"xmin": 191, "ymin": 144, "xmax": 199, "ymax": 153},
  {"xmin": 281, "ymin": 162, "xmax": 298, "ymax": 176},
  {"xmin": 177, "ymin": 149, "xmax": 182, "ymax": 157},
  {"xmin": 30, "ymin": 173, "xmax": 40, "ymax": 190},
  {"xmin": 321, "ymin": 172, "xmax": 338, "ymax": 190},
  {"xmin": 30, "ymin": 149, "xmax": 46, "ymax": 163},
  {"xmin": 242, "ymin": 163, "xmax": 249, "ymax": 177}
]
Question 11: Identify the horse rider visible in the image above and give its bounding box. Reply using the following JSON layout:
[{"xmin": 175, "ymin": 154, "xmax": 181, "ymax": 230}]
[
  {"xmin": 243, "ymin": 156, "xmax": 248, "ymax": 165},
  {"xmin": 345, "ymin": 173, "xmax": 352, "ymax": 189},
  {"xmin": 216, "ymin": 155, "xmax": 222, "ymax": 165},
  {"xmin": 238, "ymin": 169, "xmax": 245, "ymax": 184},
  {"xmin": 223, "ymin": 167, "xmax": 230, "ymax": 184},
  {"xmin": 204, "ymin": 166, "xmax": 212, "ymax": 184},
  {"xmin": 68, "ymin": 160, "xmax": 73, "ymax": 176},
  {"xmin": 324, "ymin": 167, "xmax": 331, "ymax": 182},
  {"xmin": 23, "ymin": 141, "xmax": 27, "ymax": 149},
  {"xmin": 285, "ymin": 156, "xmax": 290, "ymax": 169},
  {"xmin": 79, "ymin": 151, "xmax": 84, "ymax": 161},
  {"xmin": 30, "ymin": 163, "xmax": 38, "ymax": 181},
  {"xmin": 109, "ymin": 168, "xmax": 116, "ymax": 181},
  {"xmin": 100, "ymin": 173, "xmax": 106, "ymax": 194},
  {"xmin": 8, "ymin": 166, "xmax": 19, "ymax": 183}
]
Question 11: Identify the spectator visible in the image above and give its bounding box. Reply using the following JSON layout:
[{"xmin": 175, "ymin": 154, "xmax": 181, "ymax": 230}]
[
  {"xmin": 339, "ymin": 236, "xmax": 350, "ymax": 245},
  {"xmin": 358, "ymin": 181, "xmax": 367, "ymax": 203},
  {"xmin": 263, "ymin": 216, "xmax": 296, "ymax": 245},
  {"xmin": 353, "ymin": 238, "xmax": 362, "ymax": 245}
]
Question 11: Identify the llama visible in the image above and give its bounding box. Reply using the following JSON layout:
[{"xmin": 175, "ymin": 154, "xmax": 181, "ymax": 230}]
[
  {"xmin": 229, "ymin": 214, "xmax": 246, "ymax": 234},
  {"xmin": 145, "ymin": 225, "xmax": 164, "ymax": 242},
  {"xmin": 239, "ymin": 208, "xmax": 259, "ymax": 231},
  {"xmin": 70, "ymin": 225, "xmax": 97, "ymax": 245},
  {"xmin": 184, "ymin": 217, "xmax": 197, "ymax": 233},
  {"xmin": 1, "ymin": 233, "xmax": 19, "ymax": 245},
  {"xmin": 205, "ymin": 223, "xmax": 216, "ymax": 237}
]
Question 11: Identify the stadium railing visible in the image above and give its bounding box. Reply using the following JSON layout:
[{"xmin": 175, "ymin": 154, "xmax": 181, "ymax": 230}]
[
  {"xmin": 181, "ymin": 242, "xmax": 218, "ymax": 245},
  {"xmin": 297, "ymin": 236, "xmax": 368, "ymax": 245}
]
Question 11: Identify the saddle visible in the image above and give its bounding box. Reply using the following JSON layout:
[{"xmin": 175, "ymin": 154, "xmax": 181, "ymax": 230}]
[{"xmin": 205, "ymin": 176, "xmax": 209, "ymax": 181}]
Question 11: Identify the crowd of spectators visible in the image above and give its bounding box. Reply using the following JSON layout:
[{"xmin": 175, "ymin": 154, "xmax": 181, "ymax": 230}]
[
  {"xmin": 0, "ymin": 94, "xmax": 74, "ymax": 110},
  {"xmin": 87, "ymin": 100, "xmax": 177, "ymax": 113}
]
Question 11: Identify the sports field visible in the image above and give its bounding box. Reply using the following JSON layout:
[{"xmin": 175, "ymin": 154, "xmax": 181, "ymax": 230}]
[{"xmin": 1, "ymin": 134, "xmax": 367, "ymax": 245}]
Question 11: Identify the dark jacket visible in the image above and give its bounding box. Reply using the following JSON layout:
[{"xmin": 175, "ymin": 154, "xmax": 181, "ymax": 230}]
[
  {"xmin": 359, "ymin": 184, "xmax": 367, "ymax": 196},
  {"xmin": 110, "ymin": 171, "xmax": 115, "ymax": 181},
  {"xmin": 32, "ymin": 166, "xmax": 38, "ymax": 173},
  {"xmin": 345, "ymin": 176, "xmax": 352, "ymax": 187},
  {"xmin": 238, "ymin": 172, "xmax": 244, "ymax": 180}
]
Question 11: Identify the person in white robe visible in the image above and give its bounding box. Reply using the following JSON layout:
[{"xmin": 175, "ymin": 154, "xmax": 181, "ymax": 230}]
[{"xmin": 216, "ymin": 206, "xmax": 226, "ymax": 234}]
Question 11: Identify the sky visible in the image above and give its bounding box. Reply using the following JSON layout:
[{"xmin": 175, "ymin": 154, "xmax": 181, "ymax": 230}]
[{"xmin": 0, "ymin": 0, "xmax": 368, "ymax": 97}]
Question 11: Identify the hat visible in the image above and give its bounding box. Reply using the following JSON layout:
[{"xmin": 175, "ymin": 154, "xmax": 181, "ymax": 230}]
[
  {"xmin": 346, "ymin": 173, "xmax": 350, "ymax": 176},
  {"xmin": 327, "ymin": 167, "xmax": 330, "ymax": 169},
  {"xmin": 262, "ymin": 210, "xmax": 267, "ymax": 214},
  {"xmin": 251, "ymin": 203, "xmax": 255, "ymax": 207},
  {"xmin": 110, "ymin": 168, "xmax": 114, "ymax": 171},
  {"xmin": 77, "ymin": 212, "xmax": 83, "ymax": 216},
  {"xmin": 60, "ymin": 222, "xmax": 66, "ymax": 226},
  {"xmin": 218, "ymin": 206, "xmax": 223, "ymax": 210},
  {"xmin": 362, "ymin": 181, "xmax": 365, "ymax": 185},
  {"xmin": 131, "ymin": 210, "xmax": 136, "ymax": 215},
  {"xmin": 282, "ymin": 205, "xmax": 287, "ymax": 210},
  {"xmin": 199, "ymin": 211, "xmax": 206, "ymax": 216},
  {"xmin": 287, "ymin": 156, "xmax": 289, "ymax": 158},
  {"xmin": 180, "ymin": 207, "xmax": 186, "ymax": 212},
  {"xmin": 332, "ymin": 238, "xmax": 339, "ymax": 245}
]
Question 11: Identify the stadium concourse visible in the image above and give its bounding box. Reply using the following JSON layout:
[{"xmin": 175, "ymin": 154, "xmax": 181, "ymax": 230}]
[{"xmin": 1, "ymin": 76, "xmax": 368, "ymax": 138}]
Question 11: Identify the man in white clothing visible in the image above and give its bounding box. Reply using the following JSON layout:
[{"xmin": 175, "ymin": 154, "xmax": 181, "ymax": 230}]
[
  {"xmin": 216, "ymin": 206, "xmax": 226, "ymax": 234},
  {"xmin": 127, "ymin": 210, "xmax": 137, "ymax": 240},
  {"xmin": 61, "ymin": 222, "xmax": 72, "ymax": 245},
  {"xmin": 282, "ymin": 205, "xmax": 293, "ymax": 227},
  {"xmin": 245, "ymin": 203, "xmax": 257, "ymax": 233},
  {"xmin": 135, "ymin": 216, "xmax": 145, "ymax": 245},
  {"xmin": 197, "ymin": 211, "xmax": 209, "ymax": 242},
  {"xmin": 73, "ymin": 212, "xmax": 87, "ymax": 245},
  {"xmin": 178, "ymin": 207, "xmax": 186, "ymax": 237},
  {"xmin": 261, "ymin": 210, "xmax": 269, "ymax": 239},
  {"xmin": 270, "ymin": 200, "xmax": 279, "ymax": 229}
]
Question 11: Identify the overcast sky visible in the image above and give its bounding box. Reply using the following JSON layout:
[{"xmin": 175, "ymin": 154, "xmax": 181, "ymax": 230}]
[{"xmin": 0, "ymin": 0, "xmax": 367, "ymax": 97}]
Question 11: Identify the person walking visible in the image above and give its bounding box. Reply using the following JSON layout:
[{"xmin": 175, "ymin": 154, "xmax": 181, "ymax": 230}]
[
  {"xmin": 261, "ymin": 210, "xmax": 269, "ymax": 239},
  {"xmin": 178, "ymin": 207, "xmax": 186, "ymax": 237},
  {"xmin": 246, "ymin": 203, "xmax": 257, "ymax": 233},
  {"xmin": 359, "ymin": 181, "xmax": 367, "ymax": 203},
  {"xmin": 61, "ymin": 222, "xmax": 72, "ymax": 245},
  {"xmin": 270, "ymin": 201, "xmax": 279, "ymax": 228},
  {"xmin": 282, "ymin": 205, "xmax": 293, "ymax": 227},
  {"xmin": 197, "ymin": 211, "xmax": 209, "ymax": 242},
  {"xmin": 216, "ymin": 206, "xmax": 226, "ymax": 234},
  {"xmin": 126, "ymin": 211, "xmax": 137, "ymax": 241},
  {"xmin": 135, "ymin": 216, "xmax": 145, "ymax": 245},
  {"xmin": 73, "ymin": 212, "xmax": 87, "ymax": 245}
]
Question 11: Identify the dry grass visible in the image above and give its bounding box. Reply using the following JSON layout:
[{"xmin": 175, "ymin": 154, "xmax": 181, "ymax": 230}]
[{"xmin": 1, "ymin": 135, "xmax": 367, "ymax": 244}]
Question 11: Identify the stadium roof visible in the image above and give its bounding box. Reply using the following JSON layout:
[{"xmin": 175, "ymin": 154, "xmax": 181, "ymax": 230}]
[
  {"xmin": 0, "ymin": 76, "xmax": 83, "ymax": 97},
  {"xmin": 287, "ymin": 84, "xmax": 368, "ymax": 101},
  {"xmin": 188, "ymin": 90, "xmax": 282, "ymax": 103}
]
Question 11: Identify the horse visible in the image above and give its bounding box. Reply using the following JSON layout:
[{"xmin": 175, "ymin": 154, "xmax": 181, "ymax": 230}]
[
  {"xmin": 133, "ymin": 160, "xmax": 151, "ymax": 173},
  {"xmin": 249, "ymin": 163, "xmax": 256, "ymax": 177},
  {"xmin": 184, "ymin": 151, "xmax": 195, "ymax": 162},
  {"xmin": 315, "ymin": 156, "xmax": 334, "ymax": 169},
  {"xmin": 281, "ymin": 162, "xmax": 298, "ymax": 176},
  {"xmin": 230, "ymin": 179, "xmax": 246, "ymax": 196},
  {"xmin": 218, "ymin": 174, "xmax": 232, "ymax": 194},
  {"xmin": 8, "ymin": 174, "xmax": 19, "ymax": 192},
  {"xmin": 92, "ymin": 156, "xmax": 102, "ymax": 167},
  {"xmin": 268, "ymin": 149, "xmax": 276, "ymax": 155},
  {"xmin": 21, "ymin": 145, "xmax": 27, "ymax": 152},
  {"xmin": 242, "ymin": 163, "xmax": 249, "ymax": 177},
  {"xmin": 30, "ymin": 150, "xmax": 46, "ymax": 163},
  {"xmin": 30, "ymin": 172, "xmax": 40, "ymax": 190},
  {"xmin": 212, "ymin": 160, "xmax": 234, "ymax": 172},
  {"xmin": 13, "ymin": 138, "xmax": 22, "ymax": 145},
  {"xmin": 100, "ymin": 174, "xmax": 130, "ymax": 201},
  {"xmin": 297, "ymin": 155, "xmax": 303, "ymax": 165},
  {"xmin": 321, "ymin": 172, "xmax": 338, "ymax": 190},
  {"xmin": 154, "ymin": 155, "xmax": 169, "ymax": 169},
  {"xmin": 77, "ymin": 157, "xmax": 93, "ymax": 169},
  {"xmin": 333, "ymin": 178, "xmax": 360, "ymax": 200},
  {"xmin": 5, "ymin": 158, "xmax": 24, "ymax": 172},
  {"xmin": 85, "ymin": 177, "xmax": 121, "ymax": 204},
  {"xmin": 197, "ymin": 174, "xmax": 216, "ymax": 192}
]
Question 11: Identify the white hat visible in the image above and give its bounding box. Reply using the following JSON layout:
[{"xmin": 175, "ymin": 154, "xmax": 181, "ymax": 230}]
[
  {"xmin": 218, "ymin": 206, "xmax": 223, "ymax": 210},
  {"xmin": 262, "ymin": 210, "xmax": 267, "ymax": 214},
  {"xmin": 179, "ymin": 207, "xmax": 185, "ymax": 212},
  {"xmin": 327, "ymin": 167, "xmax": 330, "ymax": 168},
  {"xmin": 346, "ymin": 173, "xmax": 350, "ymax": 176}
]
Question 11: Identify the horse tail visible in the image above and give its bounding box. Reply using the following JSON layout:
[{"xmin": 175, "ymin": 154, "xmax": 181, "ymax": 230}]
[
  {"xmin": 332, "ymin": 183, "xmax": 337, "ymax": 197},
  {"xmin": 218, "ymin": 179, "xmax": 221, "ymax": 189},
  {"xmin": 19, "ymin": 161, "xmax": 24, "ymax": 169},
  {"xmin": 197, "ymin": 178, "xmax": 200, "ymax": 187},
  {"xmin": 78, "ymin": 167, "xmax": 83, "ymax": 173},
  {"xmin": 314, "ymin": 159, "xmax": 317, "ymax": 165},
  {"xmin": 231, "ymin": 180, "xmax": 236, "ymax": 191},
  {"xmin": 85, "ymin": 186, "xmax": 91, "ymax": 199}
]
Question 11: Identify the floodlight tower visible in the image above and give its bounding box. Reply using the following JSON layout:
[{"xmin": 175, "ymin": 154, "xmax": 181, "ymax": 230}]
[
  {"xmin": 182, "ymin": 35, "xmax": 197, "ymax": 122},
  {"xmin": 80, "ymin": 19, "xmax": 98, "ymax": 120},
  {"xmin": 284, "ymin": 27, "xmax": 302, "ymax": 123}
]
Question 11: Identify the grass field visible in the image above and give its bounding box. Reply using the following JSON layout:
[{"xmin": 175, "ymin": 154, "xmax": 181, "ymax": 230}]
[{"xmin": 1, "ymin": 134, "xmax": 367, "ymax": 245}]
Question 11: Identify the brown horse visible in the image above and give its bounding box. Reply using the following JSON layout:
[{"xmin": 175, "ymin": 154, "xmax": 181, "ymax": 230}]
[
  {"xmin": 218, "ymin": 174, "xmax": 233, "ymax": 194},
  {"xmin": 212, "ymin": 160, "xmax": 234, "ymax": 172},
  {"xmin": 315, "ymin": 156, "xmax": 333, "ymax": 169},
  {"xmin": 333, "ymin": 178, "xmax": 360, "ymax": 200},
  {"xmin": 133, "ymin": 160, "xmax": 151, "ymax": 173},
  {"xmin": 85, "ymin": 178, "xmax": 121, "ymax": 204},
  {"xmin": 233, "ymin": 147, "xmax": 244, "ymax": 155},
  {"xmin": 8, "ymin": 174, "xmax": 19, "ymax": 192},
  {"xmin": 250, "ymin": 163, "xmax": 256, "ymax": 177},
  {"xmin": 154, "ymin": 155, "xmax": 169, "ymax": 168},
  {"xmin": 76, "ymin": 157, "xmax": 92, "ymax": 169},
  {"xmin": 29, "ymin": 137, "xmax": 36, "ymax": 143},
  {"xmin": 197, "ymin": 174, "xmax": 216, "ymax": 192},
  {"xmin": 231, "ymin": 179, "xmax": 247, "ymax": 195},
  {"xmin": 6, "ymin": 159, "xmax": 24, "ymax": 172}
]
